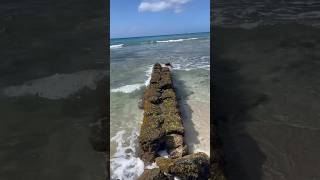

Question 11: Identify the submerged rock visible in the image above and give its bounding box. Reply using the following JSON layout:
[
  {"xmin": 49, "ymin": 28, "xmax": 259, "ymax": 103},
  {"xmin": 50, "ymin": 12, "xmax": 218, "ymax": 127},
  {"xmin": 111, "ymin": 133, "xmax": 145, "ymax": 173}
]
[{"xmin": 165, "ymin": 62, "xmax": 172, "ymax": 67}]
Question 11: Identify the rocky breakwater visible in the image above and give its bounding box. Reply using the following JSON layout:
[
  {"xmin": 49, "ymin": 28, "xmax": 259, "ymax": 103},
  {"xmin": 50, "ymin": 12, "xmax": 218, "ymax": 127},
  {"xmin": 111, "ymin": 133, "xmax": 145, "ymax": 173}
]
[{"xmin": 138, "ymin": 63, "xmax": 224, "ymax": 179}]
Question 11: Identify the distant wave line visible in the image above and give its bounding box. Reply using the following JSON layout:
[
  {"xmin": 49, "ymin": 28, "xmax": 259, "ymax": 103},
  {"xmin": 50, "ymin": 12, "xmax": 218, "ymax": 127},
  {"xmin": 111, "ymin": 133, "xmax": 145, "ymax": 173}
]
[
  {"xmin": 156, "ymin": 38, "xmax": 198, "ymax": 43},
  {"xmin": 110, "ymin": 44, "xmax": 124, "ymax": 49}
]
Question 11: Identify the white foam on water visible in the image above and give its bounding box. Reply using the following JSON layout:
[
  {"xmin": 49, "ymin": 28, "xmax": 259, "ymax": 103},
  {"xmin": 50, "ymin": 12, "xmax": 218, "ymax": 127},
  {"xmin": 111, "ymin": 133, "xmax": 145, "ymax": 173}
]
[
  {"xmin": 157, "ymin": 149, "xmax": 169, "ymax": 158},
  {"xmin": 144, "ymin": 65, "xmax": 153, "ymax": 87},
  {"xmin": 110, "ymin": 44, "xmax": 124, "ymax": 49},
  {"xmin": 157, "ymin": 39, "xmax": 184, "ymax": 43},
  {"xmin": 2, "ymin": 70, "xmax": 107, "ymax": 99},
  {"xmin": 110, "ymin": 130, "xmax": 145, "ymax": 180},
  {"xmin": 145, "ymin": 162, "xmax": 158, "ymax": 170},
  {"xmin": 171, "ymin": 60, "xmax": 210, "ymax": 71},
  {"xmin": 200, "ymin": 56, "xmax": 209, "ymax": 60},
  {"xmin": 172, "ymin": 63, "xmax": 182, "ymax": 70},
  {"xmin": 111, "ymin": 65, "xmax": 154, "ymax": 94},
  {"xmin": 156, "ymin": 38, "xmax": 198, "ymax": 43},
  {"xmin": 111, "ymin": 84, "xmax": 144, "ymax": 93}
]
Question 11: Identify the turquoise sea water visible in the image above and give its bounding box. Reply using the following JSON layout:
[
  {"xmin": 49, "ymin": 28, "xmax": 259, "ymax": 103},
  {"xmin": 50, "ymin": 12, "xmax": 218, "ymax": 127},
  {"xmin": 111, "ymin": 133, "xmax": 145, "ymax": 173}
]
[
  {"xmin": 110, "ymin": 32, "xmax": 209, "ymax": 92},
  {"xmin": 111, "ymin": 32, "xmax": 209, "ymax": 46},
  {"xmin": 110, "ymin": 32, "xmax": 210, "ymax": 179}
]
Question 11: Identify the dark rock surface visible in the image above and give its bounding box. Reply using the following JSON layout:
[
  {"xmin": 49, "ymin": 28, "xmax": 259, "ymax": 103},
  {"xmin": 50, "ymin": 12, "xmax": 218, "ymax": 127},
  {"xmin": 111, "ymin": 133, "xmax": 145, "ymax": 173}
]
[
  {"xmin": 156, "ymin": 152, "xmax": 210, "ymax": 180},
  {"xmin": 138, "ymin": 168, "xmax": 169, "ymax": 180}
]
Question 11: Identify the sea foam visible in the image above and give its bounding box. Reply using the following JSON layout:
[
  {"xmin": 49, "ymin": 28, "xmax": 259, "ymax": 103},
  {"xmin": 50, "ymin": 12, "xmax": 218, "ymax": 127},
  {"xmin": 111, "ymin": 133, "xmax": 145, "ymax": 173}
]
[
  {"xmin": 2, "ymin": 70, "xmax": 107, "ymax": 99},
  {"xmin": 111, "ymin": 84, "xmax": 144, "ymax": 93},
  {"xmin": 156, "ymin": 38, "xmax": 198, "ymax": 43},
  {"xmin": 170, "ymin": 57, "xmax": 210, "ymax": 71},
  {"xmin": 144, "ymin": 65, "xmax": 153, "ymax": 86},
  {"xmin": 110, "ymin": 44, "xmax": 124, "ymax": 49},
  {"xmin": 110, "ymin": 130, "xmax": 144, "ymax": 180},
  {"xmin": 111, "ymin": 65, "xmax": 153, "ymax": 93}
]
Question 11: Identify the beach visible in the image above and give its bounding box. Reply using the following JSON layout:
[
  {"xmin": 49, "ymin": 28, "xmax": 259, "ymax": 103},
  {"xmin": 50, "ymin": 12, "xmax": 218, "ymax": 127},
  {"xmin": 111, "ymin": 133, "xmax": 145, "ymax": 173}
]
[{"xmin": 110, "ymin": 32, "xmax": 210, "ymax": 179}]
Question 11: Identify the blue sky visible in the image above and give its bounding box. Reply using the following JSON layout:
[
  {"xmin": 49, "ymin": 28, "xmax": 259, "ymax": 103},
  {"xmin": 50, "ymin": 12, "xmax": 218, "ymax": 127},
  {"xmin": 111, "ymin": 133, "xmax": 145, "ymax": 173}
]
[{"xmin": 110, "ymin": 0, "xmax": 210, "ymax": 38}]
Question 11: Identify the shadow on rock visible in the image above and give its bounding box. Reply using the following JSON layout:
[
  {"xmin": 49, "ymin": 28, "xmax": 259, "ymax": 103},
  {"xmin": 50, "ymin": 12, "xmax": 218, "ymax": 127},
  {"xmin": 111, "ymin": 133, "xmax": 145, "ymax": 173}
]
[{"xmin": 213, "ymin": 39, "xmax": 267, "ymax": 180}]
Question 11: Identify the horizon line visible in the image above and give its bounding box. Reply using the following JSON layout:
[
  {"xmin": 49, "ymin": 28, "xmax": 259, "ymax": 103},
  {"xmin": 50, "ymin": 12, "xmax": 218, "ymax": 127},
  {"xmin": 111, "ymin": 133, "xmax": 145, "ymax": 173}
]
[{"xmin": 110, "ymin": 31, "xmax": 210, "ymax": 40}]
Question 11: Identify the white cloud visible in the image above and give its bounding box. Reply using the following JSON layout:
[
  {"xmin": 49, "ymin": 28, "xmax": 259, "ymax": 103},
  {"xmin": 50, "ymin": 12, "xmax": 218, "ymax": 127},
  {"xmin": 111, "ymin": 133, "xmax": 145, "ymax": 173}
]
[{"xmin": 138, "ymin": 0, "xmax": 191, "ymax": 13}]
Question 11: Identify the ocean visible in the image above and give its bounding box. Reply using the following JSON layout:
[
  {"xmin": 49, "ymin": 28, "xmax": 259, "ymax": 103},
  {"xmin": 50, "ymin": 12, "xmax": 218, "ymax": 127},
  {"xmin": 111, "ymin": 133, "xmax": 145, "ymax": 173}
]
[{"xmin": 110, "ymin": 32, "xmax": 210, "ymax": 179}]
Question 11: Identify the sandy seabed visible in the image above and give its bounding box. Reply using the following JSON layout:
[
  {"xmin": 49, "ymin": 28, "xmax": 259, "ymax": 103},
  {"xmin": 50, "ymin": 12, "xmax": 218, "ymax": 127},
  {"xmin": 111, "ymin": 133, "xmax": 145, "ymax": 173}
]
[{"xmin": 186, "ymin": 100, "xmax": 210, "ymax": 155}]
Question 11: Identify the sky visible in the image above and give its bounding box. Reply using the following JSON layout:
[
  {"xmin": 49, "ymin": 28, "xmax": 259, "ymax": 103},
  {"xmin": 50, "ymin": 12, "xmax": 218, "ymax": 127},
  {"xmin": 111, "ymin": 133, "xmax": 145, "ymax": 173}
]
[{"xmin": 110, "ymin": 0, "xmax": 210, "ymax": 38}]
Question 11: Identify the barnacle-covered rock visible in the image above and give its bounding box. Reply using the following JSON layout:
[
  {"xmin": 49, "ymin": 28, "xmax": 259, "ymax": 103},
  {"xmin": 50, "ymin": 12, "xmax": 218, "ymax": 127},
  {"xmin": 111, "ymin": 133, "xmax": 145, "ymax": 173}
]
[
  {"xmin": 139, "ymin": 63, "xmax": 185, "ymax": 163},
  {"xmin": 138, "ymin": 168, "xmax": 169, "ymax": 180},
  {"xmin": 156, "ymin": 152, "xmax": 210, "ymax": 180},
  {"xmin": 138, "ymin": 63, "xmax": 221, "ymax": 180}
]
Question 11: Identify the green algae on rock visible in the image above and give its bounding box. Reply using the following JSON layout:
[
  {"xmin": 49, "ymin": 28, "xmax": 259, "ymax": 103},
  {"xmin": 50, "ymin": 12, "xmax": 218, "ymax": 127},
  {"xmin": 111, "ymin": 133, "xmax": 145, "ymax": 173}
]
[
  {"xmin": 139, "ymin": 63, "xmax": 186, "ymax": 163},
  {"xmin": 138, "ymin": 63, "xmax": 226, "ymax": 179},
  {"xmin": 156, "ymin": 152, "xmax": 210, "ymax": 179},
  {"xmin": 138, "ymin": 168, "xmax": 169, "ymax": 180}
]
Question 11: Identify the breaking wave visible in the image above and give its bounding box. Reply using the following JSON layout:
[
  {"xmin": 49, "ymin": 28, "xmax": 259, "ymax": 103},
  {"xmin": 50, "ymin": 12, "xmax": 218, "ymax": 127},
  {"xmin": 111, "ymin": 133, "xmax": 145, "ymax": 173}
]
[
  {"xmin": 2, "ymin": 70, "xmax": 107, "ymax": 99},
  {"xmin": 111, "ymin": 84, "xmax": 144, "ymax": 93},
  {"xmin": 110, "ymin": 130, "xmax": 144, "ymax": 180},
  {"xmin": 111, "ymin": 65, "xmax": 153, "ymax": 93},
  {"xmin": 110, "ymin": 44, "xmax": 124, "ymax": 49},
  {"xmin": 156, "ymin": 38, "xmax": 198, "ymax": 43}
]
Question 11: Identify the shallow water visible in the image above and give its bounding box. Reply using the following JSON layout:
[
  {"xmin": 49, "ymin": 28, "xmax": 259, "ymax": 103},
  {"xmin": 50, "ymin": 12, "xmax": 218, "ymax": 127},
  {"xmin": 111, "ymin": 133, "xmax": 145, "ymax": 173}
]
[{"xmin": 110, "ymin": 32, "xmax": 210, "ymax": 179}]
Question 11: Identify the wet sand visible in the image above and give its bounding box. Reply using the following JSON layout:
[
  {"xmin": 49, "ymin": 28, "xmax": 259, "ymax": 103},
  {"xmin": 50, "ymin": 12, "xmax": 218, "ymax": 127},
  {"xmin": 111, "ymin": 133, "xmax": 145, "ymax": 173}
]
[{"xmin": 213, "ymin": 24, "xmax": 320, "ymax": 179}]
